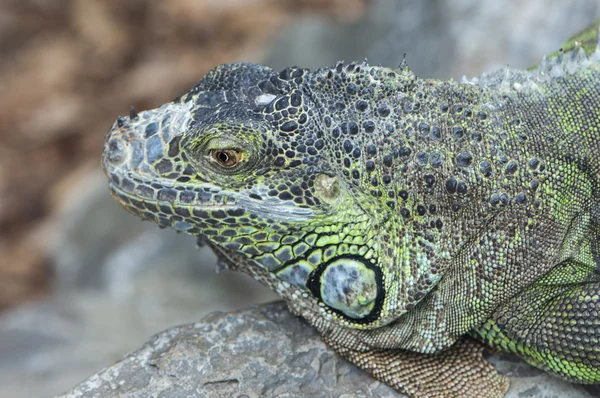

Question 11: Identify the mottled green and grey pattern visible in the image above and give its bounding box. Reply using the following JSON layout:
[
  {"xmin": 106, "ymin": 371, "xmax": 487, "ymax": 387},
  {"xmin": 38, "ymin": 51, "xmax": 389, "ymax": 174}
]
[{"xmin": 102, "ymin": 20, "xmax": 600, "ymax": 398}]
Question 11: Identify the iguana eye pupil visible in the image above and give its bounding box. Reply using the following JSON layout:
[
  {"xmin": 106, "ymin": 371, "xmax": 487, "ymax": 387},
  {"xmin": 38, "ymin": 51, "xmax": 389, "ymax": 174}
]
[
  {"xmin": 212, "ymin": 149, "xmax": 240, "ymax": 167},
  {"xmin": 217, "ymin": 151, "xmax": 229, "ymax": 163}
]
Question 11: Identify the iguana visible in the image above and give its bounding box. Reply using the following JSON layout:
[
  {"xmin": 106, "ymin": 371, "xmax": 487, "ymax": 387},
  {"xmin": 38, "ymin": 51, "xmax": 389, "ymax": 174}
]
[{"xmin": 101, "ymin": 20, "xmax": 600, "ymax": 397}]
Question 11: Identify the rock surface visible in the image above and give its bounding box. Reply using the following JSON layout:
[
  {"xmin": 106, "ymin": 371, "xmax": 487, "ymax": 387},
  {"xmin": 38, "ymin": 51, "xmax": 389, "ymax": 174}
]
[{"xmin": 60, "ymin": 302, "xmax": 599, "ymax": 398}]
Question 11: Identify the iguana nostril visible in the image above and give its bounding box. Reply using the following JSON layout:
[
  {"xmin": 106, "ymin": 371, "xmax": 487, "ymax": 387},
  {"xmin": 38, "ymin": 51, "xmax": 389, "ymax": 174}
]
[{"xmin": 107, "ymin": 139, "xmax": 125, "ymax": 163}]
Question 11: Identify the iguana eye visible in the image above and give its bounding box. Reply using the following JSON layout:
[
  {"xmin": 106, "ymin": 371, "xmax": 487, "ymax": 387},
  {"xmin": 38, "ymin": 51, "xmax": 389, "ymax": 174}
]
[{"xmin": 210, "ymin": 149, "xmax": 242, "ymax": 167}]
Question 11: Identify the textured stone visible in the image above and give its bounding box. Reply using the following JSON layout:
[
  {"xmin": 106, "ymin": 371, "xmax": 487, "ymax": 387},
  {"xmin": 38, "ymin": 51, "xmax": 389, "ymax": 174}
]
[
  {"xmin": 60, "ymin": 303, "xmax": 599, "ymax": 398},
  {"xmin": 60, "ymin": 302, "xmax": 398, "ymax": 398}
]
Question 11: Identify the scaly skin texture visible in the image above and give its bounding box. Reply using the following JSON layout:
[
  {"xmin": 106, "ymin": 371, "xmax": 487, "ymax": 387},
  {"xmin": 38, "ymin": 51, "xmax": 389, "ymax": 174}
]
[{"xmin": 102, "ymin": 21, "xmax": 600, "ymax": 398}]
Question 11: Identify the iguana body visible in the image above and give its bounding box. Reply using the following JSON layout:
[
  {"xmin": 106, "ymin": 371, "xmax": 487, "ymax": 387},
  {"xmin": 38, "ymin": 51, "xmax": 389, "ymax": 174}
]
[{"xmin": 102, "ymin": 21, "xmax": 600, "ymax": 397}]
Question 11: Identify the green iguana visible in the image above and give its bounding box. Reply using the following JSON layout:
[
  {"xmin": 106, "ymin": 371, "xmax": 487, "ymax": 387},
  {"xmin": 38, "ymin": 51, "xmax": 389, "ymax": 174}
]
[{"xmin": 101, "ymin": 20, "xmax": 600, "ymax": 397}]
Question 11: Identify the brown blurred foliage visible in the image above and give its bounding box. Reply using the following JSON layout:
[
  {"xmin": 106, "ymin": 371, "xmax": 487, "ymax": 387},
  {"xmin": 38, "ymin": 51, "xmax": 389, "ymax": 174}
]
[{"xmin": 0, "ymin": 0, "xmax": 367, "ymax": 310}]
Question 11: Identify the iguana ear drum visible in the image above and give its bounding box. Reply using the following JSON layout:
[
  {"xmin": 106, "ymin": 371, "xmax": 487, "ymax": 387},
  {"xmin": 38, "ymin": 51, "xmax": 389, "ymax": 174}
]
[{"xmin": 307, "ymin": 256, "xmax": 384, "ymax": 323}]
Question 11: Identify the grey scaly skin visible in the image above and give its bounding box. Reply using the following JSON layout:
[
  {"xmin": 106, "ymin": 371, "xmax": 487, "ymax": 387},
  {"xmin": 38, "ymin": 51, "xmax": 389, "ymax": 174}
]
[{"xmin": 102, "ymin": 21, "xmax": 600, "ymax": 397}]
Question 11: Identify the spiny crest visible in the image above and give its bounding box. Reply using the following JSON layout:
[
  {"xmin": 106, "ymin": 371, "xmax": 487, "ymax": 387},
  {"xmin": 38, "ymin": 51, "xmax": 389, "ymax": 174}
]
[{"xmin": 461, "ymin": 24, "xmax": 600, "ymax": 94}]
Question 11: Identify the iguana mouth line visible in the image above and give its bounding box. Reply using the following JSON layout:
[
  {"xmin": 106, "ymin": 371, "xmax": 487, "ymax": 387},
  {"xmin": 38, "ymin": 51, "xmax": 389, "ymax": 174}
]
[
  {"xmin": 107, "ymin": 181, "xmax": 230, "ymax": 209},
  {"xmin": 107, "ymin": 180, "xmax": 316, "ymax": 222}
]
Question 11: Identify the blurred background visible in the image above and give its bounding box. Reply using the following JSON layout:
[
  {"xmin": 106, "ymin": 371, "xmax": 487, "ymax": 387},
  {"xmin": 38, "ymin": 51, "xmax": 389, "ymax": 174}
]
[{"xmin": 0, "ymin": 1, "xmax": 599, "ymax": 397}]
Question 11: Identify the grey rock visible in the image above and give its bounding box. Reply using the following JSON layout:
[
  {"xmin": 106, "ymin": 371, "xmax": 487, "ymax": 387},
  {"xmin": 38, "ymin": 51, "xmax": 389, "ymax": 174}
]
[
  {"xmin": 59, "ymin": 302, "xmax": 398, "ymax": 398},
  {"xmin": 60, "ymin": 302, "xmax": 598, "ymax": 398}
]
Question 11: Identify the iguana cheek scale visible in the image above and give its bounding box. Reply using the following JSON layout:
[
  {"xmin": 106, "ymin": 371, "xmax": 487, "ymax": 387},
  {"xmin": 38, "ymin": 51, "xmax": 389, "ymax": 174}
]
[{"xmin": 102, "ymin": 20, "xmax": 600, "ymax": 398}]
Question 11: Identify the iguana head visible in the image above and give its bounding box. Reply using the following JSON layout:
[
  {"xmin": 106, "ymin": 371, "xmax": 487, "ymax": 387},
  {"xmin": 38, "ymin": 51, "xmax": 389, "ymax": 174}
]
[{"xmin": 102, "ymin": 62, "xmax": 383, "ymax": 325}]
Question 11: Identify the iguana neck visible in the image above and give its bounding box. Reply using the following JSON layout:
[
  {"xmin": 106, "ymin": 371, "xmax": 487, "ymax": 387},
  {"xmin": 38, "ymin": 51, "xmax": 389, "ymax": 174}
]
[{"xmin": 305, "ymin": 59, "xmax": 599, "ymax": 325}]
